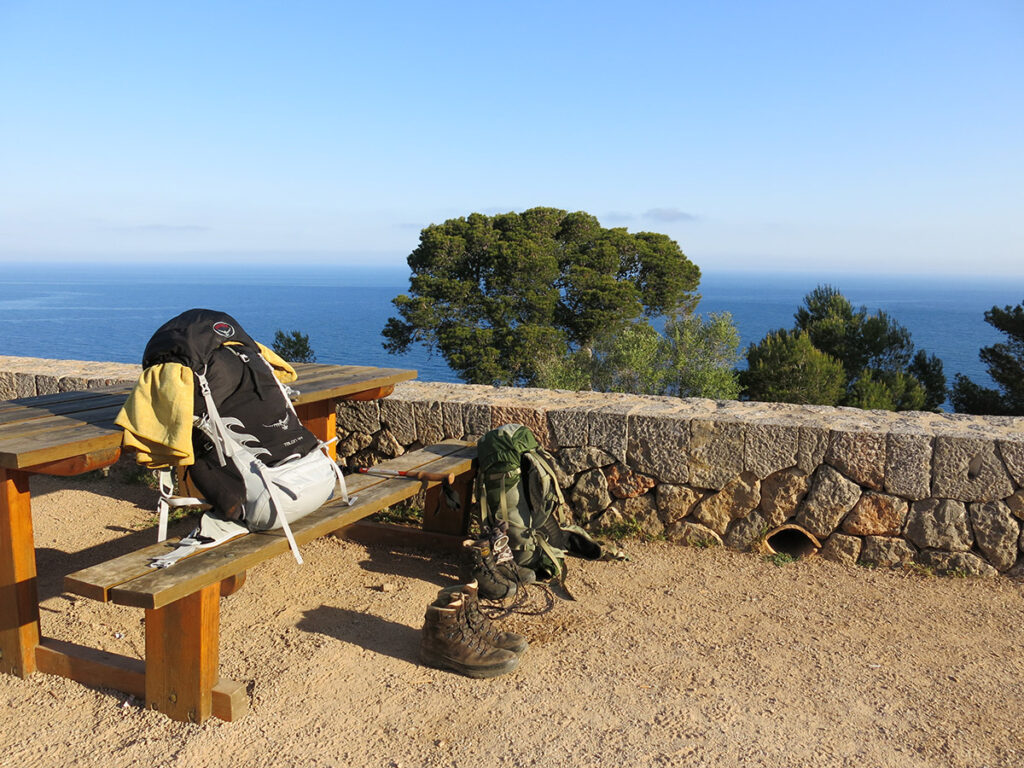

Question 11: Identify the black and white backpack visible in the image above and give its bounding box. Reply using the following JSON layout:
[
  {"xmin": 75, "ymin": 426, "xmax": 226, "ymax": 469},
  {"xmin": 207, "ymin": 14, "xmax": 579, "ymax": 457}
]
[{"xmin": 136, "ymin": 308, "xmax": 351, "ymax": 567}]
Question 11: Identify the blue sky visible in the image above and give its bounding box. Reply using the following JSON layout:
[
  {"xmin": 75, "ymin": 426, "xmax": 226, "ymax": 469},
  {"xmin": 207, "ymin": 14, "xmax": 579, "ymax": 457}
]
[{"xmin": 1, "ymin": 1, "xmax": 1021, "ymax": 275}]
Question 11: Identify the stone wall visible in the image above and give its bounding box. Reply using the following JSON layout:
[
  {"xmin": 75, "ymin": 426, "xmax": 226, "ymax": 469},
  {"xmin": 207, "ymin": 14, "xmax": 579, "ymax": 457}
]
[{"xmin": 6, "ymin": 356, "xmax": 1024, "ymax": 577}]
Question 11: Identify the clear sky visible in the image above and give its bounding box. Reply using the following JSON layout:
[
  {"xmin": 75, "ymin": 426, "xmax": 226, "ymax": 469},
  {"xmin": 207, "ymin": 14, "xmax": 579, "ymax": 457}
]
[{"xmin": 1, "ymin": 1, "xmax": 1021, "ymax": 275}]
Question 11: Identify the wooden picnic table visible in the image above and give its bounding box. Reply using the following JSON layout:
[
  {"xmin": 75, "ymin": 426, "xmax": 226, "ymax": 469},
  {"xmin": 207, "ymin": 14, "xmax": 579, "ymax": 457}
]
[{"xmin": 0, "ymin": 363, "xmax": 416, "ymax": 682}]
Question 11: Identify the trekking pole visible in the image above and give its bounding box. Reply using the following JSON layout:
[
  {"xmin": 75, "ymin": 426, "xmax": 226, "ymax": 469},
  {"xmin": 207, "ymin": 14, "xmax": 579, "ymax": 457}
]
[{"xmin": 356, "ymin": 467, "xmax": 455, "ymax": 484}]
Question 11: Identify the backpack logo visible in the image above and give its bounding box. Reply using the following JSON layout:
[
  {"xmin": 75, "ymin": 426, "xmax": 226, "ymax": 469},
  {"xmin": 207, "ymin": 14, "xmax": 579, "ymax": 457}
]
[{"xmin": 212, "ymin": 321, "xmax": 235, "ymax": 338}]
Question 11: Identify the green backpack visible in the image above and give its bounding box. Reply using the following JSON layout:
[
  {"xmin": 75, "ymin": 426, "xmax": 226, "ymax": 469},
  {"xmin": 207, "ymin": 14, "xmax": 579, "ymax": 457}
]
[{"xmin": 476, "ymin": 424, "xmax": 604, "ymax": 580}]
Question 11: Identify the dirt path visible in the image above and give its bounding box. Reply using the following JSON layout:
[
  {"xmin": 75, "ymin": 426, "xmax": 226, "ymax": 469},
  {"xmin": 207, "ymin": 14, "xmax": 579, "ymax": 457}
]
[{"xmin": 3, "ymin": 469, "xmax": 1024, "ymax": 768}]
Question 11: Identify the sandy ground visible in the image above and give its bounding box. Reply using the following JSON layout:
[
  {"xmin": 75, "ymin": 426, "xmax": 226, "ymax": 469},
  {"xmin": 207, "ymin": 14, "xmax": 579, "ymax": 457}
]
[{"xmin": 3, "ymin": 467, "xmax": 1024, "ymax": 768}]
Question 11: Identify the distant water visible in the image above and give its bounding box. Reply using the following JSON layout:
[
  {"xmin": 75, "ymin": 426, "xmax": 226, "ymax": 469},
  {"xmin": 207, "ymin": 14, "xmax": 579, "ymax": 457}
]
[{"xmin": 2, "ymin": 262, "xmax": 1023, "ymax": 406}]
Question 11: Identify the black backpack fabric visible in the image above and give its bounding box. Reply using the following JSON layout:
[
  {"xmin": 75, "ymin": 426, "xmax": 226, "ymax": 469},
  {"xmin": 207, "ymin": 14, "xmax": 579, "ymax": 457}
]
[{"xmin": 143, "ymin": 308, "xmax": 320, "ymax": 523}]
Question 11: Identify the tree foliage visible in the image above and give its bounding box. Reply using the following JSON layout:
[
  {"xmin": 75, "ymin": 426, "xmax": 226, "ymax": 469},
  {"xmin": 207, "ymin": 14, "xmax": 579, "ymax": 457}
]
[
  {"xmin": 272, "ymin": 329, "xmax": 316, "ymax": 363},
  {"xmin": 534, "ymin": 312, "xmax": 741, "ymax": 399},
  {"xmin": 739, "ymin": 330, "xmax": 846, "ymax": 405},
  {"xmin": 742, "ymin": 285, "xmax": 946, "ymax": 411},
  {"xmin": 951, "ymin": 301, "xmax": 1024, "ymax": 415},
  {"xmin": 383, "ymin": 208, "xmax": 701, "ymax": 386}
]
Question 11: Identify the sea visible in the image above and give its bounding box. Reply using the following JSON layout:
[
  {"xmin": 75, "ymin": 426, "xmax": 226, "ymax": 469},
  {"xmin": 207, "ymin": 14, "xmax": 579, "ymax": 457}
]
[{"xmin": 2, "ymin": 261, "xmax": 1023, "ymax": 409}]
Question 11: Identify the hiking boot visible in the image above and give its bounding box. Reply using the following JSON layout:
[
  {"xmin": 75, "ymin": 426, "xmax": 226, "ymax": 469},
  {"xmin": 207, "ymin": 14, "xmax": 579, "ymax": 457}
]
[
  {"xmin": 435, "ymin": 581, "xmax": 529, "ymax": 655},
  {"xmin": 463, "ymin": 538, "xmax": 518, "ymax": 600},
  {"xmin": 487, "ymin": 523, "xmax": 538, "ymax": 588},
  {"xmin": 419, "ymin": 595, "xmax": 519, "ymax": 679}
]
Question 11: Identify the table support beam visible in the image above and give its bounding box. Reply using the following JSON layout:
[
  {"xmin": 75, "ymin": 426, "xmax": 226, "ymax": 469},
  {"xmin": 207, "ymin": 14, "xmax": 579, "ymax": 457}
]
[
  {"xmin": 0, "ymin": 468, "xmax": 39, "ymax": 677},
  {"xmin": 295, "ymin": 399, "xmax": 337, "ymax": 460}
]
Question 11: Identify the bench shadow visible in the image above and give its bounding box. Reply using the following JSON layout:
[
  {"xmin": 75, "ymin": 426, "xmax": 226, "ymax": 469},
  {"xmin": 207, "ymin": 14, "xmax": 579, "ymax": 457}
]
[
  {"xmin": 296, "ymin": 606, "xmax": 421, "ymax": 664},
  {"xmin": 353, "ymin": 545, "xmax": 462, "ymax": 589}
]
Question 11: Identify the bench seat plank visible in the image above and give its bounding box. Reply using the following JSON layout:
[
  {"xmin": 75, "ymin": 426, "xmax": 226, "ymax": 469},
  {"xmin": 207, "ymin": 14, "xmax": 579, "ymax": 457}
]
[{"xmin": 65, "ymin": 442, "xmax": 475, "ymax": 608}]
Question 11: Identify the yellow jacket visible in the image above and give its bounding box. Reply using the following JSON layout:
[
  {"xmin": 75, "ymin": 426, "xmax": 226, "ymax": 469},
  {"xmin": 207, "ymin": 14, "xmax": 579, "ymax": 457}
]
[{"xmin": 114, "ymin": 342, "xmax": 297, "ymax": 469}]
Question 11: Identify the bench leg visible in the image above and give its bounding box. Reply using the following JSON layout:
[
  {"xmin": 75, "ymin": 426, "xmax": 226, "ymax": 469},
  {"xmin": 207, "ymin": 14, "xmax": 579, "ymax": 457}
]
[
  {"xmin": 145, "ymin": 584, "xmax": 220, "ymax": 723},
  {"xmin": 0, "ymin": 469, "xmax": 40, "ymax": 677}
]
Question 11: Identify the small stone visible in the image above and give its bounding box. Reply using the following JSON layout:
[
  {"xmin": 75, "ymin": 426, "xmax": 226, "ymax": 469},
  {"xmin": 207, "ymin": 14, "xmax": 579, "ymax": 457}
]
[
  {"xmin": 841, "ymin": 492, "xmax": 907, "ymax": 537},
  {"xmin": 859, "ymin": 536, "xmax": 916, "ymax": 568},
  {"xmin": 794, "ymin": 465, "xmax": 861, "ymax": 539},
  {"xmin": 917, "ymin": 549, "xmax": 998, "ymax": 578},
  {"xmin": 603, "ymin": 464, "xmax": 656, "ymax": 499},
  {"xmin": 968, "ymin": 500, "xmax": 1020, "ymax": 571},
  {"xmin": 656, "ymin": 484, "xmax": 702, "ymax": 525},
  {"xmin": 819, "ymin": 533, "xmax": 862, "ymax": 565},
  {"xmin": 666, "ymin": 521, "xmax": 722, "ymax": 548},
  {"xmin": 570, "ymin": 469, "xmax": 613, "ymax": 520},
  {"xmin": 692, "ymin": 472, "xmax": 760, "ymax": 535},
  {"xmin": 1004, "ymin": 488, "xmax": 1024, "ymax": 521},
  {"xmin": 379, "ymin": 583, "xmax": 397, "ymax": 593},
  {"xmin": 759, "ymin": 468, "xmax": 810, "ymax": 528},
  {"xmin": 904, "ymin": 499, "xmax": 973, "ymax": 552}
]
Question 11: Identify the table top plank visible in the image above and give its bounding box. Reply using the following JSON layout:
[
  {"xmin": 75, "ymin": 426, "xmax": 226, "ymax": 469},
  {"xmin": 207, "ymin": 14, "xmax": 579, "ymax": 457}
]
[
  {"xmin": 0, "ymin": 394, "xmax": 129, "ymax": 427},
  {"xmin": 0, "ymin": 364, "xmax": 416, "ymax": 470}
]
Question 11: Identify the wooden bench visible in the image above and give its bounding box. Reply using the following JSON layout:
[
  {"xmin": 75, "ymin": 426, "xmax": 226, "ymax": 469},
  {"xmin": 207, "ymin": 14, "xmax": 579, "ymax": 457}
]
[{"xmin": 56, "ymin": 440, "xmax": 476, "ymax": 724}]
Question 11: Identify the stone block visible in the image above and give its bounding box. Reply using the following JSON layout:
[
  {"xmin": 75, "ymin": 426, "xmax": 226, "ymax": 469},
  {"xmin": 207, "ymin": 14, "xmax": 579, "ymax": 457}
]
[
  {"xmin": 744, "ymin": 422, "xmax": 799, "ymax": 479},
  {"xmin": 569, "ymin": 469, "xmax": 612, "ymax": 521},
  {"xmin": 826, "ymin": 429, "xmax": 886, "ymax": 491},
  {"xmin": 932, "ymin": 436, "xmax": 1014, "ymax": 502},
  {"xmin": 626, "ymin": 411, "xmax": 689, "ymax": 484},
  {"xmin": 590, "ymin": 402, "xmax": 634, "ymax": 463},
  {"xmin": 759, "ymin": 468, "xmax": 810, "ymax": 528},
  {"xmin": 904, "ymin": 498, "xmax": 973, "ymax": 552},
  {"xmin": 860, "ymin": 536, "xmax": 916, "ymax": 568},
  {"xmin": 968, "ymin": 500, "xmax": 1020, "ymax": 571},
  {"xmin": 797, "ymin": 426, "xmax": 830, "ymax": 473},
  {"xmin": 841, "ymin": 492, "xmax": 907, "ymax": 536},
  {"xmin": 723, "ymin": 508, "xmax": 771, "ymax": 551},
  {"xmin": 621, "ymin": 494, "xmax": 663, "ymax": 538},
  {"xmin": 1006, "ymin": 488, "xmax": 1024, "ymax": 521},
  {"xmin": 556, "ymin": 446, "xmax": 615, "ymax": 478},
  {"xmin": 819, "ymin": 533, "xmax": 862, "ymax": 565},
  {"xmin": 463, "ymin": 402, "xmax": 491, "ymax": 438},
  {"xmin": 337, "ymin": 400, "xmax": 381, "ymax": 435},
  {"xmin": 603, "ymin": 464, "xmax": 656, "ymax": 499},
  {"xmin": 415, "ymin": 400, "xmax": 444, "ymax": 446},
  {"xmin": 885, "ymin": 432, "xmax": 932, "ymax": 500},
  {"xmin": 917, "ymin": 549, "xmax": 998, "ymax": 578},
  {"xmin": 379, "ymin": 398, "xmax": 417, "ymax": 445},
  {"xmin": 548, "ymin": 405, "xmax": 590, "ymax": 447},
  {"xmin": 0, "ymin": 371, "xmax": 16, "ymax": 399},
  {"xmin": 667, "ymin": 521, "xmax": 722, "ymax": 548},
  {"xmin": 687, "ymin": 418, "xmax": 745, "ymax": 490},
  {"xmin": 14, "ymin": 372, "xmax": 36, "ymax": 397},
  {"xmin": 794, "ymin": 465, "xmax": 861, "ymax": 539},
  {"xmin": 491, "ymin": 405, "xmax": 548, "ymax": 447},
  {"xmin": 998, "ymin": 439, "xmax": 1024, "ymax": 487},
  {"xmin": 34, "ymin": 374, "xmax": 61, "ymax": 395},
  {"xmin": 692, "ymin": 472, "xmax": 760, "ymax": 535},
  {"xmin": 656, "ymin": 484, "xmax": 702, "ymax": 524},
  {"xmin": 440, "ymin": 401, "xmax": 465, "ymax": 439}
]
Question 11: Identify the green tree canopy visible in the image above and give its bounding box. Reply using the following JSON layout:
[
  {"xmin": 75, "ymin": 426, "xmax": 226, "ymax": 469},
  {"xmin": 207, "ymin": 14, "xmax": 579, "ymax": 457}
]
[
  {"xmin": 742, "ymin": 285, "xmax": 946, "ymax": 411},
  {"xmin": 534, "ymin": 311, "xmax": 741, "ymax": 399},
  {"xmin": 272, "ymin": 329, "xmax": 316, "ymax": 363},
  {"xmin": 951, "ymin": 301, "xmax": 1024, "ymax": 415},
  {"xmin": 383, "ymin": 208, "xmax": 701, "ymax": 385},
  {"xmin": 739, "ymin": 330, "xmax": 846, "ymax": 405}
]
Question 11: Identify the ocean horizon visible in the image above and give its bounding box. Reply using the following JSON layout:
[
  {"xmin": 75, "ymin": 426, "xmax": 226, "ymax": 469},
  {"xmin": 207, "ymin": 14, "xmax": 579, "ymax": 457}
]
[{"xmin": 2, "ymin": 261, "xmax": 1023, "ymax": 409}]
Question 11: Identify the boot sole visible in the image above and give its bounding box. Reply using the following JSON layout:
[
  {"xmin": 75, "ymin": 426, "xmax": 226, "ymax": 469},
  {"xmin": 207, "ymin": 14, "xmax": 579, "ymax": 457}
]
[{"xmin": 419, "ymin": 650, "xmax": 519, "ymax": 679}]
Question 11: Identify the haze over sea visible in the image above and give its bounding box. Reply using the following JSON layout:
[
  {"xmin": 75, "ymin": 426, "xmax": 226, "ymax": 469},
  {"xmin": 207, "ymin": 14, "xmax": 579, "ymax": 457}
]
[{"xmin": 2, "ymin": 262, "xmax": 1023, "ymax": 409}]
